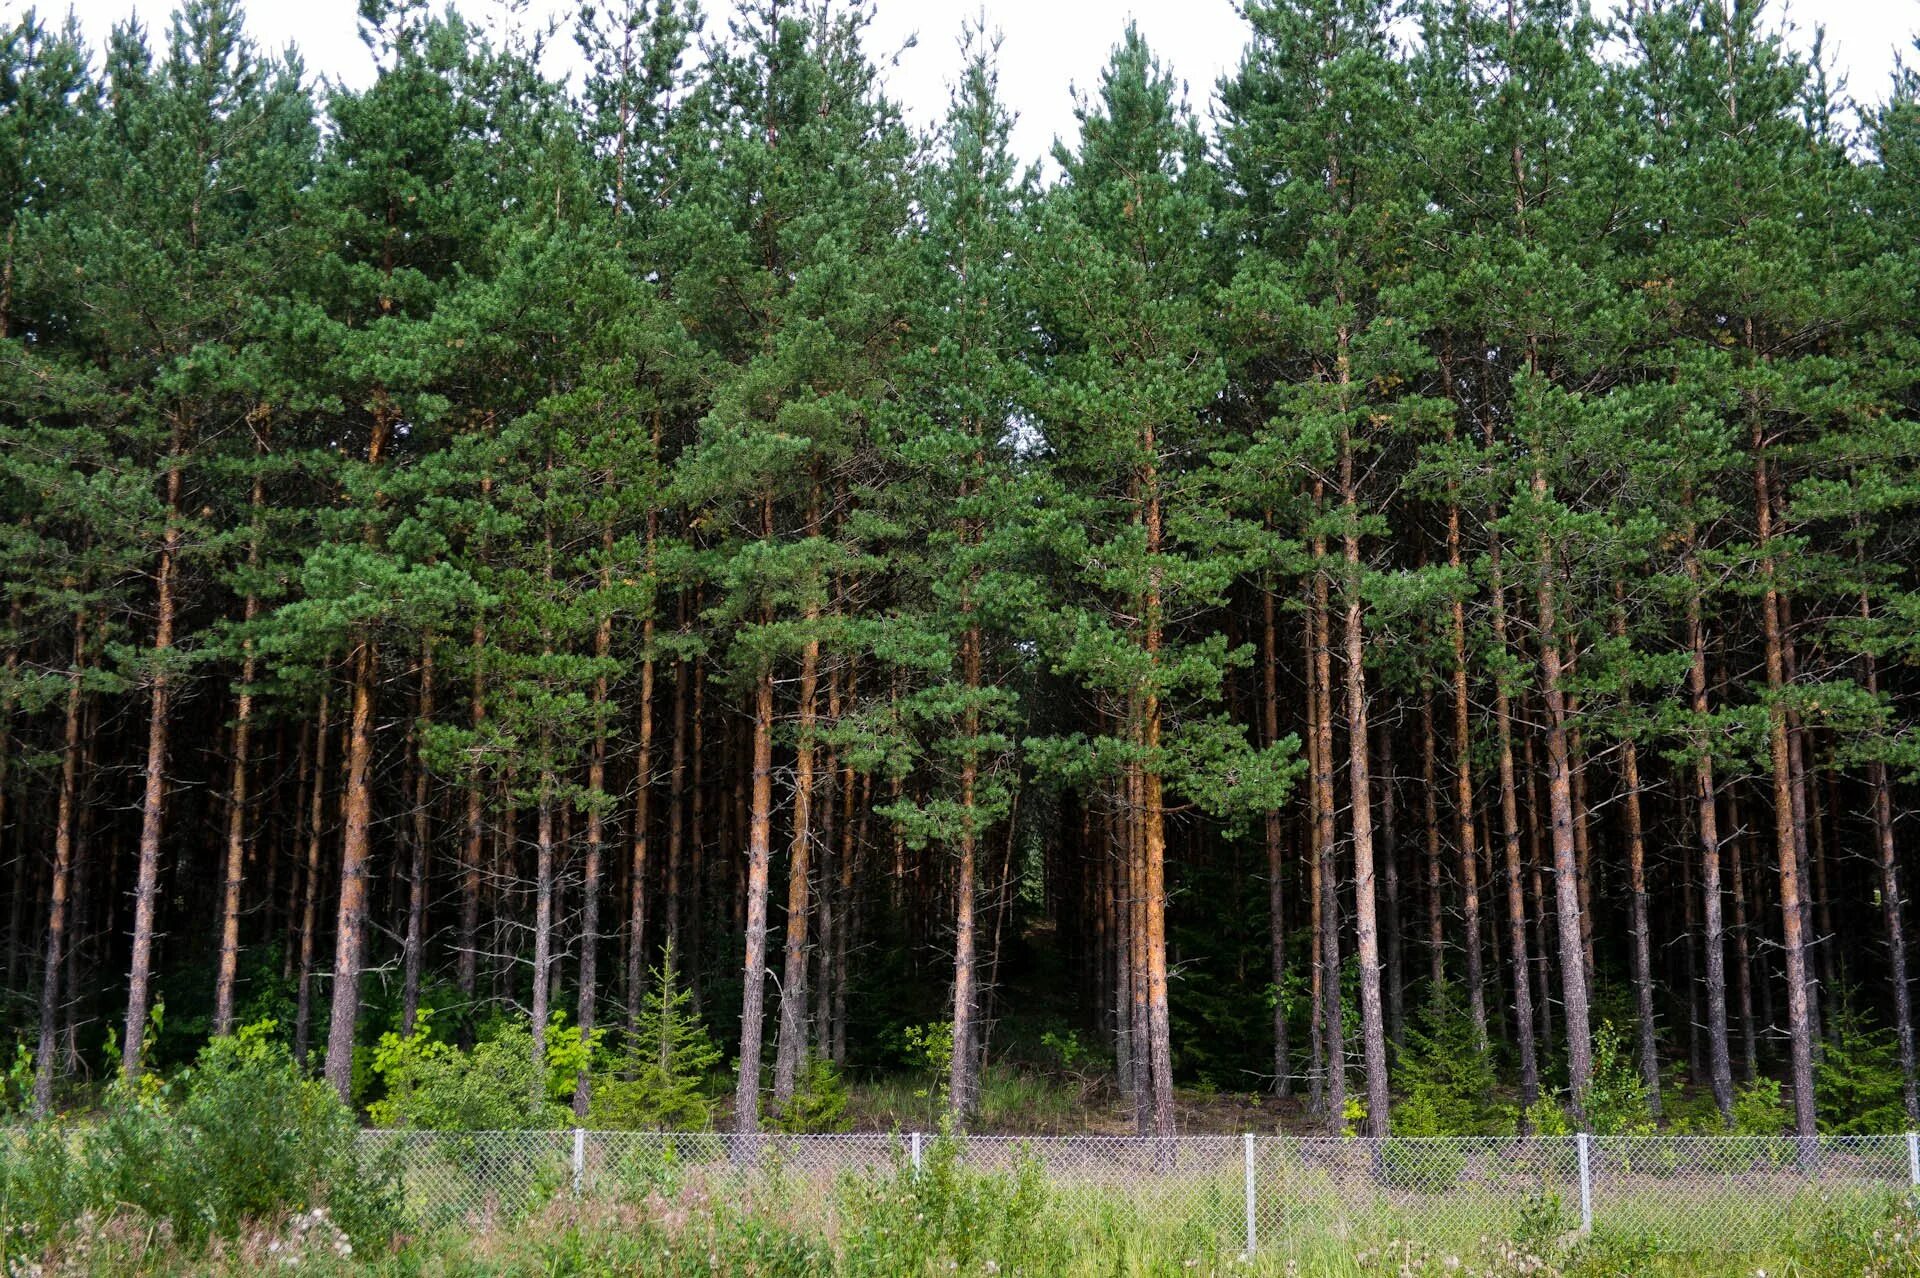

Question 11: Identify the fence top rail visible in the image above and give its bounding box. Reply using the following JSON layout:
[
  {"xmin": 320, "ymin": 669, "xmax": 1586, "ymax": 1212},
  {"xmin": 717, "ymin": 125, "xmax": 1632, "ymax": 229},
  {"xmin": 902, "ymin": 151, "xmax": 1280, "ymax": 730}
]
[{"xmin": 349, "ymin": 1128, "xmax": 1920, "ymax": 1146}]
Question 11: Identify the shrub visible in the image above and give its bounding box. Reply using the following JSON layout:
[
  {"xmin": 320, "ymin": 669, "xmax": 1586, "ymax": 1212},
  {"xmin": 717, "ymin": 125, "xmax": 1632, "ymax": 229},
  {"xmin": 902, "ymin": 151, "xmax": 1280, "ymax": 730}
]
[
  {"xmin": 837, "ymin": 1132, "xmax": 1066, "ymax": 1277},
  {"xmin": 0, "ymin": 1042, "xmax": 31, "ymax": 1118},
  {"xmin": 1, "ymin": 1021, "xmax": 398, "ymax": 1258},
  {"xmin": 767, "ymin": 1054, "xmax": 852, "ymax": 1134},
  {"xmin": 1583, "ymin": 1021, "xmax": 1656, "ymax": 1136},
  {"xmin": 589, "ymin": 941, "xmax": 721, "ymax": 1131},
  {"xmin": 1392, "ymin": 985, "xmax": 1506, "ymax": 1136},
  {"xmin": 1816, "ymin": 995, "xmax": 1908, "ymax": 1136},
  {"xmin": 1731, "ymin": 1077, "xmax": 1790, "ymax": 1137},
  {"xmin": 369, "ymin": 1012, "xmax": 567, "ymax": 1131}
]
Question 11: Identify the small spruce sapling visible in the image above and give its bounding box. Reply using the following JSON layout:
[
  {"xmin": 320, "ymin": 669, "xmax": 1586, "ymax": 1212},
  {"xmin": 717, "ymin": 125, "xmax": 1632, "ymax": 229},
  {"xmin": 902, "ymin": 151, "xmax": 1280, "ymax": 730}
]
[{"xmin": 590, "ymin": 941, "xmax": 721, "ymax": 1131}]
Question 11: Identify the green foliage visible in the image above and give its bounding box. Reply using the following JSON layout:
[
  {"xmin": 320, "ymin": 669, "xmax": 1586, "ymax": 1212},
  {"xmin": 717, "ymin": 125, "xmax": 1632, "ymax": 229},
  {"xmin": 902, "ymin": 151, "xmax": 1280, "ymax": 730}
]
[
  {"xmin": 1817, "ymin": 997, "xmax": 1910, "ymax": 1136},
  {"xmin": 590, "ymin": 943, "xmax": 721, "ymax": 1131},
  {"xmin": 886, "ymin": 1020, "xmax": 955, "ymax": 1101},
  {"xmin": 1583, "ymin": 1022, "xmax": 1657, "ymax": 1136},
  {"xmin": 1393, "ymin": 987, "xmax": 1505, "ymax": 1137},
  {"xmin": 837, "ymin": 1132, "xmax": 1067, "ymax": 1277},
  {"xmin": 1731, "ymin": 1078, "xmax": 1791, "ymax": 1137},
  {"xmin": 766, "ymin": 1055, "xmax": 852, "ymax": 1135},
  {"xmin": 0, "ymin": 1042, "xmax": 30, "ymax": 1117},
  {"xmin": 369, "ymin": 1013, "xmax": 567, "ymax": 1131},
  {"xmin": 0, "ymin": 1021, "xmax": 396, "ymax": 1258}
]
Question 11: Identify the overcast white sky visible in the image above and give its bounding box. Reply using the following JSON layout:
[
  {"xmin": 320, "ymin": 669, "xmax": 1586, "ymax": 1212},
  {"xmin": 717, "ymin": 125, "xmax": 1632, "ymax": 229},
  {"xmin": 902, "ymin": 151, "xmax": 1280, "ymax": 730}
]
[{"xmin": 53, "ymin": 0, "xmax": 1920, "ymax": 165}]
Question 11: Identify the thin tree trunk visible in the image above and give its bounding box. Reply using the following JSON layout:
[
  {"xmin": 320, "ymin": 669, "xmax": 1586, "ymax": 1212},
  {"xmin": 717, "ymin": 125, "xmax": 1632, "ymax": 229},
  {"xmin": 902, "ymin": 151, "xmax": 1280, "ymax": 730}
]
[
  {"xmin": 324, "ymin": 633, "xmax": 378, "ymax": 1101},
  {"xmin": 1532, "ymin": 508, "xmax": 1592, "ymax": 1111},
  {"xmin": 1449, "ymin": 483, "xmax": 1491, "ymax": 1050},
  {"xmin": 772, "ymin": 605, "xmax": 822, "ymax": 1106},
  {"xmin": 1420, "ymin": 695, "xmax": 1445, "ymax": 994},
  {"xmin": 295, "ymin": 687, "xmax": 331, "ymax": 1066},
  {"xmin": 630, "ymin": 531, "xmax": 662, "ymax": 1025},
  {"xmin": 1726, "ymin": 786, "xmax": 1758, "ymax": 1082},
  {"xmin": 1263, "ymin": 585, "xmax": 1290, "ymax": 1096},
  {"xmin": 1685, "ymin": 518, "xmax": 1734, "ymax": 1121},
  {"xmin": 1306, "ymin": 601, "xmax": 1325, "ymax": 1116},
  {"xmin": 324, "ymin": 407, "xmax": 394, "ymax": 1101},
  {"xmin": 458, "ymin": 477, "xmax": 492, "ymax": 1008},
  {"xmin": 576, "ymin": 538, "xmax": 615, "ymax": 1118},
  {"xmin": 34, "ymin": 608, "xmax": 85, "ymax": 1116},
  {"xmin": 400, "ymin": 636, "xmax": 434, "ymax": 1036},
  {"xmin": 1615, "ymin": 607, "xmax": 1661, "ymax": 1112},
  {"xmin": 124, "ymin": 418, "xmax": 186, "ymax": 1081},
  {"xmin": 214, "ymin": 452, "xmax": 265, "ymax": 1036},
  {"xmin": 1753, "ymin": 434, "xmax": 1816, "ymax": 1137},
  {"xmin": 1312, "ymin": 534, "xmax": 1345, "ymax": 1132},
  {"xmin": 1479, "ymin": 532, "xmax": 1535, "ymax": 1107},
  {"xmin": 1338, "ymin": 412, "xmax": 1390, "ymax": 1137},
  {"xmin": 950, "ymin": 543, "xmax": 986, "ymax": 1121},
  {"xmin": 734, "ymin": 655, "xmax": 777, "ymax": 1133},
  {"xmin": 1854, "ymin": 565, "xmax": 1917, "ymax": 1115},
  {"xmin": 1378, "ymin": 722, "xmax": 1404, "ymax": 1050},
  {"xmin": 530, "ymin": 766, "xmax": 556, "ymax": 1099}
]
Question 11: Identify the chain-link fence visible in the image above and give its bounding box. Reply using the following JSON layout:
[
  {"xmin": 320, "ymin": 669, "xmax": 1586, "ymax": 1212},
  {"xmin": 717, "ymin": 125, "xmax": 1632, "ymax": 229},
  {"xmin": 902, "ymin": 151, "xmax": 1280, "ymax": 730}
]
[{"xmin": 356, "ymin": 1129, "xmax": 1920, "ymax": 1255}]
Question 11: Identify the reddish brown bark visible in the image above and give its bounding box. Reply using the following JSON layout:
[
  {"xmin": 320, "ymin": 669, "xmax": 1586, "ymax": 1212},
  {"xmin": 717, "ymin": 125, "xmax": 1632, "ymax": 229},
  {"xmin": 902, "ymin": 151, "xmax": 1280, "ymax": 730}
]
[
  {"xmin": 34, "ymin": 609, "xmax": 85, "ymax": 1116},
  {"xmin": 124, "ymin": 418, "xmax": 186, "ymax": 1081},
  {"xmin": 213, "ymin": 451, "xmax": 265, "ymax": 1037}
]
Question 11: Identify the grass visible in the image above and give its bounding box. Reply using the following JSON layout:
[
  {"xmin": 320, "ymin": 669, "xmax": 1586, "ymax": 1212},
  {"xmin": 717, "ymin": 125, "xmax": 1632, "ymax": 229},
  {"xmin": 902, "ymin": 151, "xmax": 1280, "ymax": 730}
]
[{"xmin": 13, "ymin": 1127, "xmax": 1920, "ymax": 1276}]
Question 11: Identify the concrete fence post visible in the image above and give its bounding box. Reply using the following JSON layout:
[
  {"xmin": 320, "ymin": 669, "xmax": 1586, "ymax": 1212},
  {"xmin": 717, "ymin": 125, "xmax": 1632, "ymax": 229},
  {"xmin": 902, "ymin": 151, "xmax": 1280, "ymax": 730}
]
[
  {"xmin": 1243, "ymin": 1133, "xmax": 1257, "ymax": 1256},
  {"xmin": 1576, "ymin": 1133, "xmax": 1593, "ymax": 1234},
  {"xmin": 1907, "ymin": 1132, "xmax": 1918, "ymax": 1188},
  {"xmin": 910, "ymin": 1130, "xmax": 923, "ymax": 1173},
  {"xmin": 572, "ymin": 1127, "xmax": 586, "ymax": 1197}
]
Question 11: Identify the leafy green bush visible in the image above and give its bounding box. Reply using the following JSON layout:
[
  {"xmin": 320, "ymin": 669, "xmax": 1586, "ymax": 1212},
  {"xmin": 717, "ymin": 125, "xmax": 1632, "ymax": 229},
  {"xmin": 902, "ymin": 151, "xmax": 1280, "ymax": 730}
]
[
  {"xmin": 0, "ymin": 1042, "xmax": 31, "ymax": 1118},
  {"xmin": 767, "ymin": 1054, "xmax": 853, "ymax": 1134},
  {"xmin": 1583, "ymin": 1021, "xmax": 1656, "ymax": 1136},
  {"xmin": 0, "ymin": 1021, "xmax": 397, "ymax": 1259},
  {"xmin": 369, "ymin": 1011, "xmax": 568, "ymax": 1130},
  {"xmin": 1731, "ymin": 1077, "xmax": 1790, "ymax": 1137},
  {"xmin": 590, "ymin": 942, "xmax": 722, "ymax": 1131},
  {"xmin": 837, "ymin": 1133, "xmax": 1066, "ymax": 1277}
]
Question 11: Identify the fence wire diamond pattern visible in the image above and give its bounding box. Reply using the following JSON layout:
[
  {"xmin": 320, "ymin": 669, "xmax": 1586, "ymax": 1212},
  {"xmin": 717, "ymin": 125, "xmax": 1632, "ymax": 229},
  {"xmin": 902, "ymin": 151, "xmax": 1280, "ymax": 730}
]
[{"xmin": 356, "ymin": 1130, "xmax": 1920, "ymax": 1254}]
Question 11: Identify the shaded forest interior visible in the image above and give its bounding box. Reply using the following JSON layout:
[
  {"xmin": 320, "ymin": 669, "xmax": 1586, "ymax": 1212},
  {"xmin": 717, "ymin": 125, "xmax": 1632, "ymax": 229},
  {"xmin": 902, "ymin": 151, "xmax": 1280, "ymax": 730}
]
[{"xmin": 3, "ymin": 0, "xmax": 1920, "ymax": 1142}]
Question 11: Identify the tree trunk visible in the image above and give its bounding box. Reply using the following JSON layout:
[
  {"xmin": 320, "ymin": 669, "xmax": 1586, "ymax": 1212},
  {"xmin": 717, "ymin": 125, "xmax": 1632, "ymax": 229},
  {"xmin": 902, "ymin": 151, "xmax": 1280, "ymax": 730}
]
[
  {"xmin": 950, "ymin": 599, "xmax": 984, "ymax": 1119},
  {"xmin": 459, "ymin": 622, "xmax": 486, "ymax": 1008},
  {"xmin": 1861, "ymin": 581, "xmax": 1917, "ymax": 1117},
  {"xmin": 323, "ymin": 406, "xmax": 395, "ymax": 1101},
  {"xmin": 1621, "ymin": 706, "xmax": 1661, "ymax": 1114},
  {"xmin": 1481, "ymin": 534, "xmax": 1537, "ymax": 1105},
  {"xmin": 1449, "ymin": 490, "xmax": 1491, "ymax": 1050},
  {"xmin": 1532, "ymin": 509, "xmax": 1592, "ymax": 1112},
  {"xmin": 213, "ymin": 456, "xmax": 265, "ymax": 1037},
  {"xmin": 34, "ymin": 609, "xmax": 86, "ymax": 1116},
  {"xmin": 1726, "ymin": 786, "xmax": 1758, "ymax": 1082},
  {"xmin": 532, "ymin": 769, "xmax": 555, "ymax": 1099},
  {"xmin": 324, "ymin": 634, "xmax": 378, "ymax": 1102},
  {"xmin": 1338, "ymin": 417, "xmax": 1390, "ymax": 1137},
  {"xmin": 1263, "ymin": 586, "xmax": 1290, "ymax": 1096},
  {"xmin": 772, "ymin": 620, "xmax": 821, "ymax": 1106},
  {"xmin": 1685, "ymin": 521, "xmax": 1734, "ymax": 1122},
  {"xmin": 400, "ymin": 636, "xmax": 434, "ymax": 1036},
  {"xmin": 1420, "ymin": 696, "xmax": 1445, "ymax": 994},
  {"xmin": 1311, "ymin": 538, "xmax": 1345, "ymax": 1132},
  {"xmin": 1754, "ymin": 434, "xmax": 1816, "ymax": 1138},
  {"xmin": 295, "ymin": 687, "xmax": 331, "ymax": 1066},
  {"xmin": 576, "ymin": 542, "xmax": 615, "ymax": 1118},
  {"xmin": 734, "ymin": 656, "xmax": 777, "ymax": 1134},
  {"xmin": 124, "ymin": 420, "xmax": 186, "ymax": 1081},
  {"xmin": 1305, "ymin": 601, "xmax": 1325, "ymax": 1116}
]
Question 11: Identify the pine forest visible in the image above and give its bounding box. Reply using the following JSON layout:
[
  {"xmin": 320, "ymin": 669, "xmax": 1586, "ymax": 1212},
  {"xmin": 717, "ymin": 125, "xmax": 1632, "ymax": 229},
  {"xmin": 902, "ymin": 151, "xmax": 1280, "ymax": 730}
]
[{"xmin": 3, "ymin": 0, "xmax": 1920, "ymax": 1145}]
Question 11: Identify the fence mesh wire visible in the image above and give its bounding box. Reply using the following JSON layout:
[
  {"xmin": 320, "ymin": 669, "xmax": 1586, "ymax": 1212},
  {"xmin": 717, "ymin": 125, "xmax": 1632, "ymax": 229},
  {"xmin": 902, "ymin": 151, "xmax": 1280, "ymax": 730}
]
[{"xmin": 354, "ymin": 1129, "xmax": 1919, "ymax": 1254}]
